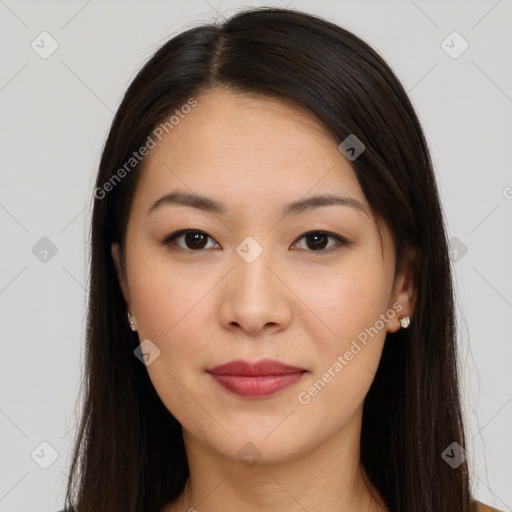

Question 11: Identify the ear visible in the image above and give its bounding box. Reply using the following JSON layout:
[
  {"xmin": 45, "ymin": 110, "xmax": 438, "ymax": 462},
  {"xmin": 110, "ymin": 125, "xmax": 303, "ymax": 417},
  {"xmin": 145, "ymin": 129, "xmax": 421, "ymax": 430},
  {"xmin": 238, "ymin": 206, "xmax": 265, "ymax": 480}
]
[
  {"xmin": 387, "ymin": 246, "xmax": 419, "ymax": 333},
  {"xmin": 111, "ymin": 242, "xmax": 131, "ymax": 309}
]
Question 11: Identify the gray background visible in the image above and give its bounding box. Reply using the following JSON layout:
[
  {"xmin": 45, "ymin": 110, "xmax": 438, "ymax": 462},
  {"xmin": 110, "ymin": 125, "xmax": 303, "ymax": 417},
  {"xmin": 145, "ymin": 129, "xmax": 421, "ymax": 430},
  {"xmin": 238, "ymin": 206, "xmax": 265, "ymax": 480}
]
[{"xmin": 0, "ymin": 0, "xmax": 511, "ymax": 510}]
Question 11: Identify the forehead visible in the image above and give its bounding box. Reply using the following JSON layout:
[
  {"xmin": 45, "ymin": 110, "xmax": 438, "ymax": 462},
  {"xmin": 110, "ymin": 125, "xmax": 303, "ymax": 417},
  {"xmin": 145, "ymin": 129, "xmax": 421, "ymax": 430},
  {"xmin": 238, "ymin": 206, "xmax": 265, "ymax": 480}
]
[{"xmin": 132, "ymin": 88, "xmax": 370, "ymax": 218}]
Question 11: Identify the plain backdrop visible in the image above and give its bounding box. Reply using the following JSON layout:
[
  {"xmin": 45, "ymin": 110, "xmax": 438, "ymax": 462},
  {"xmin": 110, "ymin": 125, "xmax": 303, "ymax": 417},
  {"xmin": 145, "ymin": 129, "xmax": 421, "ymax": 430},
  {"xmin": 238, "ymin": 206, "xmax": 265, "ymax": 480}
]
[{"xmin": 0, "ymin": 0, "xmax": 511, "ymax": 510}]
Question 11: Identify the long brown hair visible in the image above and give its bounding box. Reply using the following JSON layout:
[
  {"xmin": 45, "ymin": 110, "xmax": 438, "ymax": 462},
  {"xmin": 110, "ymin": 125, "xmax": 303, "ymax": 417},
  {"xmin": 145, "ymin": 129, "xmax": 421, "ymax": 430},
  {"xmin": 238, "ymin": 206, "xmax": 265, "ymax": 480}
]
[{"xmin": 64, "ymin": 7, "xmax": 474, "ymax": 511}]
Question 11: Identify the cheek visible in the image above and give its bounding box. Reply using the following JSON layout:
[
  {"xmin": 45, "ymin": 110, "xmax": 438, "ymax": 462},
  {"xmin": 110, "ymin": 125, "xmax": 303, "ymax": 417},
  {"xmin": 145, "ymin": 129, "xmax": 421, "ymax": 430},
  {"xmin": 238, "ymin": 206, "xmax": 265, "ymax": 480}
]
[
  {"xmin": 127, "ymin": 252, "xmax": 221, "ymax": 393},
  {"xmin": 294, "ymin": 256, "xmax": 391, "ymax": 407},
  {"xmin": 128, "ymin": 260, "xmax": 214, "ymax": 425},
  {"xmin": 298, "ymin": 253, "xmax": 392, "ymax": 348},
  {"xmin": 129, "ymin": 248, "xmax": 207, "ymax": 338},
  {"xmin": 293, "ymin": 283, "xmax": 388, "ymax": 430},
  {"xmin": 318, "ymin": 284, "xmax": 387, "ymax": 379}
]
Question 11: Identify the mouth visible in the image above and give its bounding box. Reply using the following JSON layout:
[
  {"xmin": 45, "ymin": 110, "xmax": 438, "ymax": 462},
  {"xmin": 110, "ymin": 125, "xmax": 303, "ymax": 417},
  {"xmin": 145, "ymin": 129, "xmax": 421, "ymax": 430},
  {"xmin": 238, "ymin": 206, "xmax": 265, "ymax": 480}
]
[{"xmin": 206, "ymin": 358, "xmax": 308, "ymax": 398}]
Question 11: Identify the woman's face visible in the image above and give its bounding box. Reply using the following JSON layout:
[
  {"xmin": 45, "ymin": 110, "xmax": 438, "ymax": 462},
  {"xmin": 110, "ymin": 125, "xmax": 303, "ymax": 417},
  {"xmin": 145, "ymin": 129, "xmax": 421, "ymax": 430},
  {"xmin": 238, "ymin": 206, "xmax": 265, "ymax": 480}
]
[{"xmin": 112, "ymin": 88, "xmax": 414, "ymax": 464}]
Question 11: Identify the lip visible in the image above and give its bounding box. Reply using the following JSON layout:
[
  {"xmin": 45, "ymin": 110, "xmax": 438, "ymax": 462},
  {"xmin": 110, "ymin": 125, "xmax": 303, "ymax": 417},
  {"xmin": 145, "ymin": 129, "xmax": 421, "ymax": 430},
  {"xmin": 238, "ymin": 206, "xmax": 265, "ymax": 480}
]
[
  {"xmin": 207, "ymin": 358, "xmax": 306, "ymax": 376},
  {"xmin": 207, "ymin": 359, "xmax": 307, "ymax": 398}
]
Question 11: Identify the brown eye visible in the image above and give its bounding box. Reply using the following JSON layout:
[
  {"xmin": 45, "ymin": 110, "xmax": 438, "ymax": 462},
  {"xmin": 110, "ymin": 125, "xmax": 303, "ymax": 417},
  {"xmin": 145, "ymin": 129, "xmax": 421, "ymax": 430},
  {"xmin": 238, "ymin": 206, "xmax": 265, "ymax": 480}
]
[
  {"xmin": 293, "ymin": 231, "xmax": 348, "ymax": 253},
  {"xmin": 164, "ymin": 230, "xmax": 218, "ymax": 251}
]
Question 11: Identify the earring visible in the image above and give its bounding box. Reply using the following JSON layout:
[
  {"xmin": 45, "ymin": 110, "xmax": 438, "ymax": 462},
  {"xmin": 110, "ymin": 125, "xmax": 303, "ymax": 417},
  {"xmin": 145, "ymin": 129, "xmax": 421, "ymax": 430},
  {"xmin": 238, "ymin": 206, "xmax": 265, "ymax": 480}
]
[
  {"xmin": 127, "ymin": 311, "xmax": 137, "ymax": 332},
  {"xmin": 399, "ymin": 315, "xmax": 411, "ymax": 329}
]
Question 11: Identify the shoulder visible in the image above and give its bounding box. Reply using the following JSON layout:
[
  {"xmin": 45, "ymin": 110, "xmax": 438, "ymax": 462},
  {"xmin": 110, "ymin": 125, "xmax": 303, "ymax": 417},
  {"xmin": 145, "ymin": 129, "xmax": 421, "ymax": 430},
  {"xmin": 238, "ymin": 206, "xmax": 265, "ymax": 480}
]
[{"xmin": 475, "ymin": 501, "xmax": 504, "ymax": 512}]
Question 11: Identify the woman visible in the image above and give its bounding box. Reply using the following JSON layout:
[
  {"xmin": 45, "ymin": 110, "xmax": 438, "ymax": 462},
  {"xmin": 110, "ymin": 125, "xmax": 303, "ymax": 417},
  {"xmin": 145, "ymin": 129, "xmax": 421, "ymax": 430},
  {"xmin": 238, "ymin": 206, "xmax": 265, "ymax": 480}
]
[{"xmin": 60, "ymin": 7, "xmax": 500, "ymax": 512}]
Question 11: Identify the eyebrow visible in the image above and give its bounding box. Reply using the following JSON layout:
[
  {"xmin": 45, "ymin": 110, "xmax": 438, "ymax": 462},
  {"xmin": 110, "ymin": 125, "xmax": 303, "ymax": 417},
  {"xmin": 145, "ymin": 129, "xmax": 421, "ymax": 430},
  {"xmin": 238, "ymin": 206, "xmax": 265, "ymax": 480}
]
[{"xmin": 147, "ymin": 191, "xmax": 368, "ymax": 217}]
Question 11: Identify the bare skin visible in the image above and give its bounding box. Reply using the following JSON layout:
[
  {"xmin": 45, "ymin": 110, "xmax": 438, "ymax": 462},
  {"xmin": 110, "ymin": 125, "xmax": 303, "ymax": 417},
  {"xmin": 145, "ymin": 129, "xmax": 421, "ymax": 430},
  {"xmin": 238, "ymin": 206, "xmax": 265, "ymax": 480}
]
[{"xmin": 112, "ymin": 87, "xmax": 418, "ymax": 511}]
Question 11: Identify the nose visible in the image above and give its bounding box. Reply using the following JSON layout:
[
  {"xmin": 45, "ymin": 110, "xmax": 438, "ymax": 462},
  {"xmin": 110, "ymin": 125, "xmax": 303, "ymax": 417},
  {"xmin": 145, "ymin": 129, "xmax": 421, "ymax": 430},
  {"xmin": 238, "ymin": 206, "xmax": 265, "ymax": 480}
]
[{"xmin": 217, "ymin": 241, "xmax": 292, "ymax": 337}]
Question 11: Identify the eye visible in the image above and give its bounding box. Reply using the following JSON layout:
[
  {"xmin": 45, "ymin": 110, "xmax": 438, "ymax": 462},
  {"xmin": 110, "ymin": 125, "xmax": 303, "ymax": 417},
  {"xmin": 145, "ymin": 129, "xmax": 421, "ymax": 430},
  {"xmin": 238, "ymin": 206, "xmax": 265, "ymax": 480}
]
[
  {"xmin": 163, "ymin": 230, "xmax": 219, "ymax": 251},
  {"xmin": 292, "ymin": 231, "xmax": 348, "ymax": 253},
  {"xmin": 163, "ymin": 229, "xmax": 348, "ymax": 254}
]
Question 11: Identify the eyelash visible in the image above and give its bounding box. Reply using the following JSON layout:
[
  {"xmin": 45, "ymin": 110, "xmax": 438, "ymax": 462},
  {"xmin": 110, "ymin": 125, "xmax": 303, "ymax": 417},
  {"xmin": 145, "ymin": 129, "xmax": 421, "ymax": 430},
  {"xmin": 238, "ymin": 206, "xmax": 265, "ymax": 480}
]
[{"xmin": 162, "ymin": 229, "xmax": 349, "ymax": 255}]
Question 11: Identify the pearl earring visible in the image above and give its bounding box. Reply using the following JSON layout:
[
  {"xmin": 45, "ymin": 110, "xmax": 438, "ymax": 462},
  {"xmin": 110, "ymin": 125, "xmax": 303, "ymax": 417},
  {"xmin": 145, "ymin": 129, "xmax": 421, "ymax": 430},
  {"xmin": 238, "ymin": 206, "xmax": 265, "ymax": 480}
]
[
  {"xmin": 127, "ymin": 311, "xmax": 137, "ymax": 331},
  {"xmin": 399, "ymin": 315, "xmax": 411, "ymax": 329}
]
